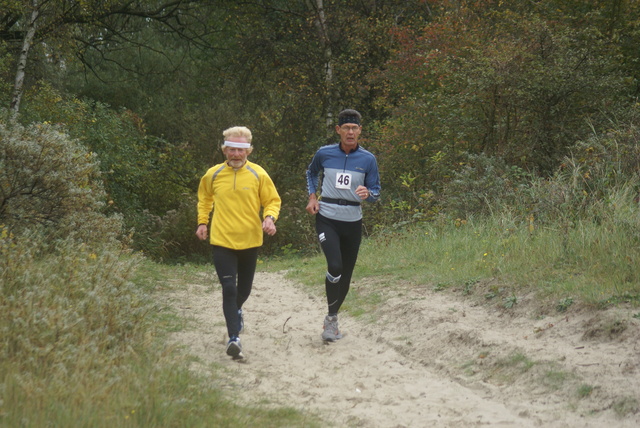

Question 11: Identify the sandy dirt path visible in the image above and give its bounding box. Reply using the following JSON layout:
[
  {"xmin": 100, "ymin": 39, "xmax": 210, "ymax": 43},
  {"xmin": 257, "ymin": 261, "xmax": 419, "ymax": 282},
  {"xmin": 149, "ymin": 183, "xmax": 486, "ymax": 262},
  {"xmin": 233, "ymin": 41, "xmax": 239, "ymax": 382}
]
[{"xmin": 167, "ymin": 271, "xmax": 640, "ymax": 427}]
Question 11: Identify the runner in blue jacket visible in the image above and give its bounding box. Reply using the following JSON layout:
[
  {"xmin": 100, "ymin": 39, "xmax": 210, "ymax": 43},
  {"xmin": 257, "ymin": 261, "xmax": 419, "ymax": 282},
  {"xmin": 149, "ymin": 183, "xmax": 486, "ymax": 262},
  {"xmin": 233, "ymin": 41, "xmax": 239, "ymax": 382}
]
[{"xmin": 306, "ymin": 109, "xmax": 381, "ymax": 341}]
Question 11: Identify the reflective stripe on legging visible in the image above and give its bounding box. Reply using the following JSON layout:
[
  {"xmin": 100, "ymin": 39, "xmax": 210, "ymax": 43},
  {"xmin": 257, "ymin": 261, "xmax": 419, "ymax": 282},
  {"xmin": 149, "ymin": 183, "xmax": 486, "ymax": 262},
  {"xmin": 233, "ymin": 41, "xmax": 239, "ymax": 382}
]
[{"xmin": 315, "ymin": 213, "xmax": 362, "ymax": 315}]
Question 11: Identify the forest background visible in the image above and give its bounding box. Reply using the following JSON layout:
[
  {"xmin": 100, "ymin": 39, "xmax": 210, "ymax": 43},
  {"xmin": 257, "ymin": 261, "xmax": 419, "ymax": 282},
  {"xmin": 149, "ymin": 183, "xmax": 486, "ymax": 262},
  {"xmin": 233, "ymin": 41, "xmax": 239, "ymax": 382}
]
[
  {"xmin": 3, "ymin": 1, "xmax": 640, "ymax": 426},
  {"xmin": 2, "ymin": 0, "xmax": 640, "ymax": 261}
]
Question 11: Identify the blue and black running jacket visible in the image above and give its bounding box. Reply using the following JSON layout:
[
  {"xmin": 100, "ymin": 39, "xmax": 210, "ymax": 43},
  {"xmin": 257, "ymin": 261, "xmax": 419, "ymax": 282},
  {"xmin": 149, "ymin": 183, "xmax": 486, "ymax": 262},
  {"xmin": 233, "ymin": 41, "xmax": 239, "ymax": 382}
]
[{"xmin": 306, "ymin": 143, "xmax": 381, "ymax": 222}]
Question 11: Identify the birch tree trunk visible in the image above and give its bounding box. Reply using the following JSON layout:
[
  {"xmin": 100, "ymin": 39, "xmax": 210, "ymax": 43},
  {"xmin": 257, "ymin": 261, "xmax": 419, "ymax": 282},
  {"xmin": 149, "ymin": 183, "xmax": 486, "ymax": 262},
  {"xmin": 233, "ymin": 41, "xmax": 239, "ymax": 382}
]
[
  {"xmin": 10, "ymin": 0, "xmax": 39, "ymax": 119},
  {"xmin": 307, "ymin": 0, "xmax": 334, "ymax": 137}
]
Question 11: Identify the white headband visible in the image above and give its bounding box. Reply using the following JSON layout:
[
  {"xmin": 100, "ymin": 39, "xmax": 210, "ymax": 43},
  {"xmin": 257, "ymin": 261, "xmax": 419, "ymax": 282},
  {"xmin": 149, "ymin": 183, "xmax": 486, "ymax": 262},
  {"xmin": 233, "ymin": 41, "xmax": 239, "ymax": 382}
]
[{"xmin": 223, "ymin": 140, "xmax": 251, "ymax": 149}]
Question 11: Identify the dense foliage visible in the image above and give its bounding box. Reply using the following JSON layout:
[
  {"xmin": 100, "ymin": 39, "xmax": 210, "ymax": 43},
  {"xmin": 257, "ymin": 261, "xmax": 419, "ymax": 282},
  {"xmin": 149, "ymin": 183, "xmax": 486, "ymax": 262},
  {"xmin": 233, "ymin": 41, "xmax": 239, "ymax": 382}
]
[{"xmin": 2, "ymin": 0, "xmax": 640, "ymax": 259}]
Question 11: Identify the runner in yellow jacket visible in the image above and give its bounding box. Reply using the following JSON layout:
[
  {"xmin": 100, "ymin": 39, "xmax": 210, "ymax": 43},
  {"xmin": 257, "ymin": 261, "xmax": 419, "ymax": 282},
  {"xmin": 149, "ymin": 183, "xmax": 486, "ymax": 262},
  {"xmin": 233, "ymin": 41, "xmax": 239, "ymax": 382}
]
[
  {"xmin": 197, "ymin": 158, "xmax": 281, "ymax": 249},
  {"xmin": 196, "ymin": 126, "xmax": 281, "ymax": 359}
]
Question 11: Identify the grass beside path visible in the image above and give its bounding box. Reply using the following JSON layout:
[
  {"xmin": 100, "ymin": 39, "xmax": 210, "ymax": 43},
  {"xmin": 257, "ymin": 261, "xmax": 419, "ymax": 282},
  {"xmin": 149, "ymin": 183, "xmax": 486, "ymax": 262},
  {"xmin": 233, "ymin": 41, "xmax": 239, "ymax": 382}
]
[
  {"xmin": 0, "ymin": 255, "xmax": 322, "ymax": 428},
  {"xmin": 266, "ymin": 216, "xmax": 640, "ymax": 319}
]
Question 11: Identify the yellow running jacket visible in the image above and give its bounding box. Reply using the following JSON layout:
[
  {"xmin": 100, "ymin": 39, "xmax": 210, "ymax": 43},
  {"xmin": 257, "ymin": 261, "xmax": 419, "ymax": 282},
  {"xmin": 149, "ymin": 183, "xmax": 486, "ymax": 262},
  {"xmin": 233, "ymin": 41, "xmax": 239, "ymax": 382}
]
[{"xmin": 197, "ymin": 161, "xmax": 281, "ymax": 250}]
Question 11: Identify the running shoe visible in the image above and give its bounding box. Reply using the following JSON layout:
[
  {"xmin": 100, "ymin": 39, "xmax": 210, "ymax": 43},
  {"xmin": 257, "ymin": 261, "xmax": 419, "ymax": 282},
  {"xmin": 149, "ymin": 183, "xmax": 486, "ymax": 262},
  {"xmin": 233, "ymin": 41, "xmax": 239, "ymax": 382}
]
[
  {"xmin": 238, "ymin": 308, "xmax": 244, "ymax": 334},
  {"xmin": 226, "ymin": 336, "xmax": 243, "ymax": 359},
  {"xmin": 321, "ymin": 315, "xmax": 343, "ymax": 341}
]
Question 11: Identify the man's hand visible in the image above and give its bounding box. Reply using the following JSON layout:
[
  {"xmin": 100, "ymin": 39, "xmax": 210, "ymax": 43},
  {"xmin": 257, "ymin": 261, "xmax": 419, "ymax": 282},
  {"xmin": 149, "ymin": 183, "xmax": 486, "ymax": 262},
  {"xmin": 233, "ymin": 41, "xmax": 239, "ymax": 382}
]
[
  {"xmin": 262, "ymin": 217, "xmax": 277, "ymax": 236},
  {"xmin": 306, "ymin": 193, "xmax": 319, "ymax": 214},
  {"xmin": 196, "ymin": 224, "xmax": 208, "ymax": 241},
  {"xmin": 355, "ymin": 185, "xmax": 370, "ymax": 200}
]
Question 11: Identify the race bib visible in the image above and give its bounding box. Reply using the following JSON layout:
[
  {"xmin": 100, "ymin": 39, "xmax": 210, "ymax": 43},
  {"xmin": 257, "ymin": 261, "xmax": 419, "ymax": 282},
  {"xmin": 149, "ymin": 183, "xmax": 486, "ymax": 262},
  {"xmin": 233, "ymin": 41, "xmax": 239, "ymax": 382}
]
[{"xmin": 335, "ymin": 172, "xmax": 352, "ymax": 189}]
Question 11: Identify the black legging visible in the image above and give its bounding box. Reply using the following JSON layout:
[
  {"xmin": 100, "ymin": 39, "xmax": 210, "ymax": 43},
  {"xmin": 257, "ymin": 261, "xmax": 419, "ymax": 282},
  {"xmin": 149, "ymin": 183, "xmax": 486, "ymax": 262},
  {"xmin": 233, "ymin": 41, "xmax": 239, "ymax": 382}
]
[
  {"xmin": 315, "ymin": 213, "xmax": 362, "ymax": 315},
  {"xmin": 212, "ymin": 245, "xmax": 258, "ymax": 338}
]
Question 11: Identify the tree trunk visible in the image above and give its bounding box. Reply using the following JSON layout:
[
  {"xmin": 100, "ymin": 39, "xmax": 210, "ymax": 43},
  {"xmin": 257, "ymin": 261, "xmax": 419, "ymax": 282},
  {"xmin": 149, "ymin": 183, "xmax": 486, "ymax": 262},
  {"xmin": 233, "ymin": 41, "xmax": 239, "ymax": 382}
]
[
  {"xmin": 308, "ymin": 0, "xmax": 334, "ymax": 138},
  {"xmin": 10, "ymin": 1, "xmax": 39, "ymax": 119}
]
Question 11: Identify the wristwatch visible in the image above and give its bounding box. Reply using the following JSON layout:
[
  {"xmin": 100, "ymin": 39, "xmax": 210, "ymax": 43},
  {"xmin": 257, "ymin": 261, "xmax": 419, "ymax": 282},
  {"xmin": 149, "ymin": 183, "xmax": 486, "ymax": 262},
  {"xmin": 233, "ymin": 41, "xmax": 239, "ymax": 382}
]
[{"xmin": 266, "ymin": 215, "xmax": 276, "ymax": 223}]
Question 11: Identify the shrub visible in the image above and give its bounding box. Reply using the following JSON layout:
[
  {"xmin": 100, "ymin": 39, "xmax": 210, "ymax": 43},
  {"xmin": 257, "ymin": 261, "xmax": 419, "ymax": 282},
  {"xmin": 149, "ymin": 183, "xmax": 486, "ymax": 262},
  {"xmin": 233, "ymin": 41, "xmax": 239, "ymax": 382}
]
[
  {"xmin": 526, "ymin": 113, "xmax": 640, "ymax": 227},
  {"xmin": 442, "ymin": 153, "xmax": 532, "ymax": 218},
  {"xmin": 0, "ymin": 119, "xmax": 122, "ymax": 243},
  {"xmin": 17, "ymin": 85, "xmax": 201, "ymax": 260},
  {"xmin": 0, "ymin": 225, "xmax": 153, "ymax": 422},
  {"xmin": 127, "ymin": 195, "xmax": 212, "ymax": 262},
  {"xmin": 0, "ymin": 116, "xmax": 158, "ymax": 425}
]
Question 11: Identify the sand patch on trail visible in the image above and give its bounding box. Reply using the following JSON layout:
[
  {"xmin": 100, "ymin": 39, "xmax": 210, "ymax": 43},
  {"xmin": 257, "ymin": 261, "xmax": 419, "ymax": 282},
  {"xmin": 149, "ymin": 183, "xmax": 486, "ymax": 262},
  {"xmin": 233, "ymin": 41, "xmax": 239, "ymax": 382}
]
[{"xmin": 167, "ymin": 271, "xmax": 640, "ymax": 427}]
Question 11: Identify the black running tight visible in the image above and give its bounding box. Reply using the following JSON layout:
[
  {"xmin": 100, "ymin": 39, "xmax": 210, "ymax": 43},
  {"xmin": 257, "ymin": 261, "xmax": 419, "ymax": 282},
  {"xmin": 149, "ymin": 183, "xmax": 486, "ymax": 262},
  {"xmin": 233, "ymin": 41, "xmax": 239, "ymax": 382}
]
[
  {"xmin": 212, "ymin": 245, "xmax": 258, "ymax": 338},
  {"xmin": 315, "ymin": 214, "xmax": 362, "ymax": 315}
]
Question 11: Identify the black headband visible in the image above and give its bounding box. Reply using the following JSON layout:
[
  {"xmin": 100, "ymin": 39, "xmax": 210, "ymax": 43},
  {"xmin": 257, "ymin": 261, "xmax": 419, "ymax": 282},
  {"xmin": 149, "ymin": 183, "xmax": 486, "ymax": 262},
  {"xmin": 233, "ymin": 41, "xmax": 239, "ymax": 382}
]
[{"xmin": 338, "ymin": 115, "xmax": 361, "ymax": 126}]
